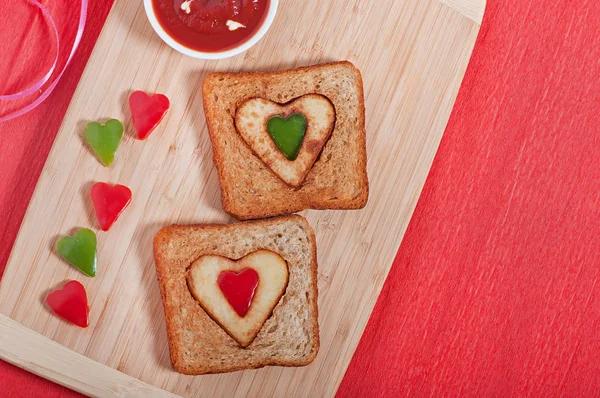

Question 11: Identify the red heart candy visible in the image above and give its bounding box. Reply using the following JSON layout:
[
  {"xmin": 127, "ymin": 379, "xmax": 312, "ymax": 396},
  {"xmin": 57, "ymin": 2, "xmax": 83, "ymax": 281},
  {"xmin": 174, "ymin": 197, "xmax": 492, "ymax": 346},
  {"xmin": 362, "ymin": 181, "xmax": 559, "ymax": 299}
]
[
  {"xmin": 129, "ymin": 90, "xmax": 170, "ymax": 140},
  {"xmin": 46, "ymin": 280, "xmax": 90, "ymax": 328},
  {"xmin": 218, "ymin": 268, "xmax": 259, "ymax": 317},
  {"xmin": 90, "ymin": 182, "xmax": 132, "ymax": 231}
]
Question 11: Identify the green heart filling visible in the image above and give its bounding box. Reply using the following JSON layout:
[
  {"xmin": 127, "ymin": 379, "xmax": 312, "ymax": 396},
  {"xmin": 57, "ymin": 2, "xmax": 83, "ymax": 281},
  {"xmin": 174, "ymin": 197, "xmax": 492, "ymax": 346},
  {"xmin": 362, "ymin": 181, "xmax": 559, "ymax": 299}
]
[
  {"xmin": 267, "ymin": 113, "xmax": 307, "ymax": 161},
  {"xmin": 84, "ymin": 119, "xmax": 124, "ymax": 167}
]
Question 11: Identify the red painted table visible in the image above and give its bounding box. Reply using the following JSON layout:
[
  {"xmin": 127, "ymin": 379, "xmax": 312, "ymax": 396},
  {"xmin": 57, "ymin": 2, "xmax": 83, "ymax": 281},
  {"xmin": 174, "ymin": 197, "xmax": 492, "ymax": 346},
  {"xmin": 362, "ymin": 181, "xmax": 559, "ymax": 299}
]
[{"xmin": 2, "ymin": 0, "xmax": 600, "ymax": 396}]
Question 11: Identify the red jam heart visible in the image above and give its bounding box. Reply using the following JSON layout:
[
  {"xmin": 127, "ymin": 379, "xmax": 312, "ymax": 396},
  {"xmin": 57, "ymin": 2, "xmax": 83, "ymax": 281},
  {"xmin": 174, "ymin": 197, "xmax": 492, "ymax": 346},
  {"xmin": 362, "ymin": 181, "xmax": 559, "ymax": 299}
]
[
  {"xmin": 90, "ymin": 182, "xmax": 132, "ymax": 231},
  {"xmin": 46, "ymin": 280, "xmax": 90, "ymax": 328},
  {"xmin": 129, "ymin": 90, "xmax": 170, "ymax": 140},
  {"xmin": 217, "ymin": 268, "xmax": 259, "ymax": 317}
]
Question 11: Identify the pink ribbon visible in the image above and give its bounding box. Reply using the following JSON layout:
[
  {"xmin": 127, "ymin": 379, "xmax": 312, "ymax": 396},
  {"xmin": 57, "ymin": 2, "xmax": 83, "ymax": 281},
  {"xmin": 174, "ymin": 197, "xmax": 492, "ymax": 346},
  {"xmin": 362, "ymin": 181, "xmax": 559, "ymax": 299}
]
[{"xmin": 0, "ymin": 0, "xmax": 88, "ymax": 122}]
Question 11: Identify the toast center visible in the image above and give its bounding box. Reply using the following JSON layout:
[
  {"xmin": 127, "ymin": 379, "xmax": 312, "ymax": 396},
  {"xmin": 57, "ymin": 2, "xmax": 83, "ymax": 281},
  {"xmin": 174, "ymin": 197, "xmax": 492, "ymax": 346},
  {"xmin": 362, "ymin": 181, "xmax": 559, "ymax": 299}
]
[
  {"xmin": 266, "ymin": 113, "xmax": 307, "ymax": 160},
  {"xmin": 186, "ymin": 250, "xmax": 289, "ymax": 347},
  {"xmin": 217, "ymin": 268, "xmax": 259, "ymax": 317},
  {"xmin": 234, "ymin": 94, "xmax": 336, "ymax": 187}
]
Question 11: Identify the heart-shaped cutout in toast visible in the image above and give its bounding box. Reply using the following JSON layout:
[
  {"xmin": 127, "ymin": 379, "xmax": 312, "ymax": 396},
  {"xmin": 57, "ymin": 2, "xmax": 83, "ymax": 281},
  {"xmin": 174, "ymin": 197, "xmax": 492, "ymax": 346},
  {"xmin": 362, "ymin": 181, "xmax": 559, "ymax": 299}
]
[
  {"xmin": 235, "ymin": 95, "xmax": 335, "ymax": 187},
  {"xmin": 187, "ymin": 250, "xmax": 288, "ymax": 347}
]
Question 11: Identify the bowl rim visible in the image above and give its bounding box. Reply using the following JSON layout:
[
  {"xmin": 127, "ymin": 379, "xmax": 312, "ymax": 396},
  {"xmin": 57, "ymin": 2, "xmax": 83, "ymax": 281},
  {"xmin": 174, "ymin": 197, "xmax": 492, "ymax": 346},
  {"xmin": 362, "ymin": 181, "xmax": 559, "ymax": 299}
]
[{"xmin": 143, "ymin": 0, "xmax": 279, "ymax": 60}]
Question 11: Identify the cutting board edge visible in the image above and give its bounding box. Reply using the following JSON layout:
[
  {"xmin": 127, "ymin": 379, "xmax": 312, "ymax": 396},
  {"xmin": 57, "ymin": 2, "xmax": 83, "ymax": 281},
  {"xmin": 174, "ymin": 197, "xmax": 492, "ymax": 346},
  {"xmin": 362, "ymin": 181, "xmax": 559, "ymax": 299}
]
[
  {"xmin": 326, "ymin": 14, "xmax": 484, "ymax": 398},
  {"xmin": 438, "ymin": 0, "xmax": 486, "ymax": 23},
  {"xmin": 0, "ymin": 314, "xmax": 177, "ymax": 397}
]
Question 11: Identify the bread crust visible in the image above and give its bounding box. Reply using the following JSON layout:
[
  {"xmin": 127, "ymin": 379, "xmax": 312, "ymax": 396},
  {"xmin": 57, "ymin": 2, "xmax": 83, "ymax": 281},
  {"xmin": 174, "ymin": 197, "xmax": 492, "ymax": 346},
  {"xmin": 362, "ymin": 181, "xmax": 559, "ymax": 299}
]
[
  {"xmin": 153, "ymin": 215, "xmax": 319, "ymax": 374},
  {"xmin": 203, "ymin": 61, "xmax": 369, "ymax": 220}
]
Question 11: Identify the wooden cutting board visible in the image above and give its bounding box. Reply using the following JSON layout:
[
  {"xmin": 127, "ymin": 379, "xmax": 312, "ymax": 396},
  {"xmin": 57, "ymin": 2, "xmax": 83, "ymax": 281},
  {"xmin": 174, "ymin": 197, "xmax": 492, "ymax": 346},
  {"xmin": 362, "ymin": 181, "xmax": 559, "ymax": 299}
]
[{"xmin": 0, "ymin": 0, "xmax": 485, "ymax": 396}]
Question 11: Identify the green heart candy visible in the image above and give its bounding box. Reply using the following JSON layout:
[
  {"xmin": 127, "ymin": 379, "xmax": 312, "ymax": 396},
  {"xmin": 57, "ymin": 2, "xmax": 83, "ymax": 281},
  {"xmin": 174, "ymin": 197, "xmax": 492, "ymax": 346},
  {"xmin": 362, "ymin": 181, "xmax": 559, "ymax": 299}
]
[
  {"xmin": 56, "ymin": 228, "xmax": 97, "ymax": 277},
  {"xmin": 267, "ymin": 113, "xmax": 307, "ymax": 161},
  {"xmin": 84, "ymin": 119, "xmax": 124, "ymax": 167}
]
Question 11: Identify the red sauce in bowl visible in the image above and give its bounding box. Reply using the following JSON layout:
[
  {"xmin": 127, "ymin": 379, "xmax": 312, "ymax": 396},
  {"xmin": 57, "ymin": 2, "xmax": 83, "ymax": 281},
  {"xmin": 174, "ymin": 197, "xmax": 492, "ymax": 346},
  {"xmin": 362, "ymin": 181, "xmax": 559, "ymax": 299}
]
[{"xmin": 151, "ymin": 0, "xmax": 270, "ymax": 53}]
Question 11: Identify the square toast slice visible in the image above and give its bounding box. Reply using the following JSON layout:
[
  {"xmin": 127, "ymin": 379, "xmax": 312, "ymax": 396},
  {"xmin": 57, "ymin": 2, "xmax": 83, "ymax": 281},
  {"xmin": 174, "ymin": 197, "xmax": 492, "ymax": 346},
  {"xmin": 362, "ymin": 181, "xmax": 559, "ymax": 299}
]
[
  {"xmin": 203, "ymin": 61, "xmax": 368, "ymax": 220},
  {"xmin": 153, "ymin": 215, "xmax": 319, "ymax": 374}
]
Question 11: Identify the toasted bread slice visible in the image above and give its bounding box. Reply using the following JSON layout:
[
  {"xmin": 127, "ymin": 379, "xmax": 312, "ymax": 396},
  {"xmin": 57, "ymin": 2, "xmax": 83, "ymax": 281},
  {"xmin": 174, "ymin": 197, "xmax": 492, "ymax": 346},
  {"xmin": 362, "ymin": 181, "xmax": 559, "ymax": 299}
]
[
  {"xmin": 203, "ymin": 61, "xmax": 368, "ymax": 220},
  {"xmin": 153, "ymin": 215, "xmax": 319, "ymax": 375},
  {"xmin": 235, "ymin": 95, "xmax": 335, "ymax": 187},
  {"xmin": 187, "ymin": 250, "xmax": 289, "ymax": 347}
]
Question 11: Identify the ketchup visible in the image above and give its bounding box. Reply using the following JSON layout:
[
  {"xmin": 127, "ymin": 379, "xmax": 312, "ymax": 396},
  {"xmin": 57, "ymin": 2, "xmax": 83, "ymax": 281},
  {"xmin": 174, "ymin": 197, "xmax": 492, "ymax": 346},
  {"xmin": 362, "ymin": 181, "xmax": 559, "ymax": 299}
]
[{"xmin": 152, "ymin": 0, "xmax": 270, "ymax": 53}]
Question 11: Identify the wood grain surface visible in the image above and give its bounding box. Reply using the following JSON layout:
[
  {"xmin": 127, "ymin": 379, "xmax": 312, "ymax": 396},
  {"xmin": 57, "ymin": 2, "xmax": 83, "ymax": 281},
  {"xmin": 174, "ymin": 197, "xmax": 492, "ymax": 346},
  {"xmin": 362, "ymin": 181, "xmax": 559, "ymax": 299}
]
[
  {"xmin": 0, "ymin": 314, "xmax": 176, "ymax": 397},
  {"xmin": 0, "ymin": 0, "xmax": 484, "ymax": 396}
]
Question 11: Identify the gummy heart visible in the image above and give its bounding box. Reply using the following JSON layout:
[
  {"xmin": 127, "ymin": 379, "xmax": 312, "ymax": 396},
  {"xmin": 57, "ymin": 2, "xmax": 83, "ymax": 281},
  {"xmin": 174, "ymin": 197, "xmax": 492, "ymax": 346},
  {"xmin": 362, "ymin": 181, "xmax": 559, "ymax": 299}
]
[
  {"xmin": 46, "ymin": 280, "xmax": 90, "ymax": 328},
  {"xmin": 217, "ymin": 268, "xmax": 259, "ymax": 317},
  {"xmin": 267, "ymin": 113, "xmax": 307, "ymax": 160},
  {"xmin": 56, "ymin": 228, "xmax": 97, "ymax": 277},
  {"xmin": 84, "ymin": 119, "xmax": 124, "ymax": 166},
  {"xmin": 129, "ymin": 91, "xmax": 170, "ymax": 140},
  {"xmin": 90, "ymin": 182, "xmax": 132, "ymax": 231}
]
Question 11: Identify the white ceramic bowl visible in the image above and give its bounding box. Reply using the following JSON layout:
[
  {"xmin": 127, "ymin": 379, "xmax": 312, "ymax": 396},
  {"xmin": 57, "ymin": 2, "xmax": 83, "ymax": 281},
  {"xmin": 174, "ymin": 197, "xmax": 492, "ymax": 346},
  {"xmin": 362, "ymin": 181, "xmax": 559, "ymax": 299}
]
[{"xmin": 144, "ymin": 0, "xmax": 278, "ymax": 60}]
